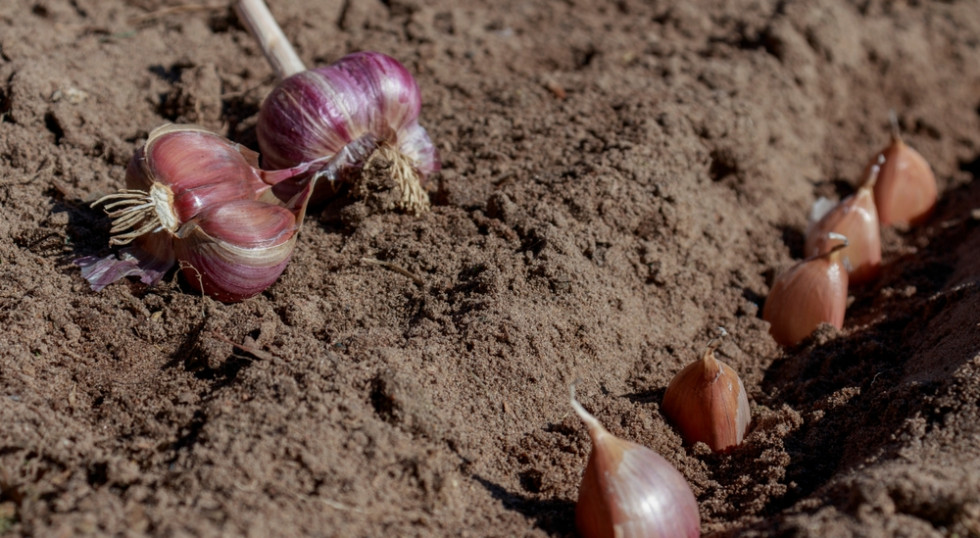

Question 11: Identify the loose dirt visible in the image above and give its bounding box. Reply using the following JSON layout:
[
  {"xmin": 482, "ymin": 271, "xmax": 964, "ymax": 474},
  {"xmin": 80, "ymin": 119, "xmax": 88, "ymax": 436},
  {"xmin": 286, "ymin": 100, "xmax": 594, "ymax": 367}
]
[{"xmin": 1, "ymin": 1, "xmax": 979, "ymax": 536}]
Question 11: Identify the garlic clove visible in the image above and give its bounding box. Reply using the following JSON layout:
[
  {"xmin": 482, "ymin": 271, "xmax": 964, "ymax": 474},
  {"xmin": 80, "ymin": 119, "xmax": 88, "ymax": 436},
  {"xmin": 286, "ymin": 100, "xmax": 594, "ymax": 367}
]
[
  {"xmin": 572, "ymin": 388, "xmax": 700, "ymax": 538},
  {"xmin": 174, "ymin": 201, "xmax": 298, "ymax": 302},
  {"xmin": 805, "ymin": 165, "xmax": 882, "ymax": 286},
  {"xmin": 868, "ymin": 131, "xmax": 937, "ymax": 228},
  {"xmin": 661, "ymin": 338, "xmax": 751, "ymax": 452},
  {"xmin": 181, "ymin": 199, "xmax": 297, "ymax": 249},
  {"xmin": 762, "ymin": 235, "xmax": 849, "ymax": 346},
  {"xmin": 135, "ymin": 124, "xmax": 271, "ymax": 225}
]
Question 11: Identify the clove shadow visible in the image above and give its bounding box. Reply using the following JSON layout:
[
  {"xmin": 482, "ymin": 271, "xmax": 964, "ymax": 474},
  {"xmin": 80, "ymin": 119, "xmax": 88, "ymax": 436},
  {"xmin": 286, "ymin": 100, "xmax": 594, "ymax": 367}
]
[
  {"xmin": 741, "ymin": 285, "xmax": 768, "ymax": 310},
  {"xmin": 221, "ymin": 92, "xmax": 261, "ymax": 151},
  {"xmin": 733, "ymin": 308, "xmax": 977, "ymax": 534},
  {"xmin": 472, "ymin": 474, "xmax": 576, "ymax": 537},
  {"xmin": 45, "ymin": 182, "xmax": 148, "ymax": 296},
  {"xmin": 163, "ymin": 317, "xmax": 256, "ymax": 391},
  {"xmin": 776, "ymin": 224, "xmax": 806, "ymax": 260},
  {"xmin": 160, "ymin": 319, "xmax": 260, "ymax": 460},
  {"xmin": 622, "ymin": 386, "xmax": 666, "ymax": 406}
]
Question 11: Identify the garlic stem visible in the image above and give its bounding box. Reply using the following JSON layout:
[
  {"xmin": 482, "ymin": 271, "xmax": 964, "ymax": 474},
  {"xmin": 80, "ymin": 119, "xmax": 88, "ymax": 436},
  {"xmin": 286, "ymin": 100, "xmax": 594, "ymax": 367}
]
[
  {"xmin": 704, "ymin": 326, "xmax": 727, "ymax": 356},
  {"xmin": 862, "ymin": 160, "xmax": 883, "ymax": 191},
  {"xmin": 699, "ymin": 328, "xmax": 728, "ymax": 383},
  {"xmin": 570, "ymin": 384, "xmax": 606, "ymax": 439},
  {"xmin": 888, "ymin": 109, "xmax": 902, "ymax": 141},
  {"xmin": 235, "ymin": 0, "xmax": 306, "ymax": 79}
]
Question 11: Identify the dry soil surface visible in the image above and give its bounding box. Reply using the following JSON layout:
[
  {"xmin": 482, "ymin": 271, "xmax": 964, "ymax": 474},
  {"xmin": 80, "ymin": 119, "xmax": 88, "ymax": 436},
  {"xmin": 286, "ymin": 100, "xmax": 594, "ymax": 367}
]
[{"xmin": 1, "ymin": 0, "xmax": 979, "ymax": 536}]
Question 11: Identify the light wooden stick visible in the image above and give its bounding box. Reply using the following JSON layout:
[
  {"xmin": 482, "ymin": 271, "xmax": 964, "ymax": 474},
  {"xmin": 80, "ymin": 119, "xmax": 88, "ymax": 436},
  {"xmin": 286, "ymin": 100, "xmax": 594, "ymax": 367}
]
[{"xmin": 235, "ymin": 0, "xmax": 306, "ymax": 79}]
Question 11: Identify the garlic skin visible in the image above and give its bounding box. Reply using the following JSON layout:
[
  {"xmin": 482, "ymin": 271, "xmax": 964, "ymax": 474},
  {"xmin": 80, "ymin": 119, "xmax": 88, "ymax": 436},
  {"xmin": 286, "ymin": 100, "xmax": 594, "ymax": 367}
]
[
  {"xmin": 762, "ymin": 235, "xmax": 849, "ymax": 346},
  {"xmin": 572, "ymin": 389, "xmax": 700, "ymax": 538},
  {"xmin": 257, "ymin": 51, "xmax": 440, "ymax": 214},
  {"xmin": 78, "ymin": 124, "xmax": 324, "ymax": 302},
  {"xmin": 869, "ymin": 133, "xmax": 937, "ymax": 227},
  {"xmin": 661, "ymin": 340, "xmax": 751, "ymax": 452},
  {"xmin": 805, "ymin": 165, "xmax": 882, "ymax": 286},
  {"xmin": 172, "ymin": 200, "xmax": 300, "ymax": 302}
]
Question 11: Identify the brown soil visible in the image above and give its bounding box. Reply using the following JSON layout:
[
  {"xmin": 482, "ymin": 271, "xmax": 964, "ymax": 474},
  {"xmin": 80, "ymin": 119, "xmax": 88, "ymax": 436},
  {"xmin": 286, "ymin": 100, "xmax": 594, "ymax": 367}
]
[{"xmin": 2, "ymin": 0, "xmax": 979, "ymax": 536}]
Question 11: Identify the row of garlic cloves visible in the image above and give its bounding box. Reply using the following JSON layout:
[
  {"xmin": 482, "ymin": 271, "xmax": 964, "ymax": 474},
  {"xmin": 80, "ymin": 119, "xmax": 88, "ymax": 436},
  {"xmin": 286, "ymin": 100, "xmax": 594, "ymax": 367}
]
[
  {"xmin": 569, "ymin": 122, "xmax": 939, "ymax": 536},
  {"xmin": 571, "ymin": 333, "xmax": 752, "ymax": 537},
  {"xmin": 763, "ymin": 124, "xmax": 938, "ymax": 346}
]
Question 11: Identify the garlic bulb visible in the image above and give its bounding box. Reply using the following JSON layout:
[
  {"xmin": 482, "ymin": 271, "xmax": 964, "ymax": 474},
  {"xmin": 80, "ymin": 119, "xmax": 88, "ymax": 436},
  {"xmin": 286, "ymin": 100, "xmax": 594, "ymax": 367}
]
[
  {"xmin": 571, "ymin": 387, "xmax": 700, "ymax": 538},
  {"xmin": 78, "ymin": 124, "xmax": 329, "ymax": 302},
  {"xmin": 868, "ymin": 126, "xmax": 937, "ymax": 227},
  {"xmin": 661, "ymin": 336, "xmax": 751, "ymax": 452},
  {"xmin": 805, "ymin": 163, "xmax": 882, "ymax": 286},
  {"xmin": 256, "ymin": 51, "xmax": 440, "ymax": 214},
  {"xmin": 169, "ymin": 200, "xmax": 300, "ymax": 302},
  {"xmin": 762, "ymin": 233, "xmax": 849, "ymax": 346}
]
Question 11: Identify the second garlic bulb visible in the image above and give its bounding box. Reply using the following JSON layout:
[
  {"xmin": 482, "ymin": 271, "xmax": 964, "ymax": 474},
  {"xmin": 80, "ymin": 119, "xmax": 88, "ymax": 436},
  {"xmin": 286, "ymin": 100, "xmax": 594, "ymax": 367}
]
[{"xmin": 257, "ymin": 51, "xmax": 440, "ymax": 214}]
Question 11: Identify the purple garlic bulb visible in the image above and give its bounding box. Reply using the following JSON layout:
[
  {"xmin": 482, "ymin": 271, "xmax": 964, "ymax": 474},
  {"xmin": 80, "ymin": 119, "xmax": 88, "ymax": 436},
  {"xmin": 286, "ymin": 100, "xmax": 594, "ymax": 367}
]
[
  {"xmin": 77, "ymin": 123, "xmax": 349, "ymax": 302},
  {"xmin": 256, "ymin": 51, "xmax": 440, "ymax": 214}
]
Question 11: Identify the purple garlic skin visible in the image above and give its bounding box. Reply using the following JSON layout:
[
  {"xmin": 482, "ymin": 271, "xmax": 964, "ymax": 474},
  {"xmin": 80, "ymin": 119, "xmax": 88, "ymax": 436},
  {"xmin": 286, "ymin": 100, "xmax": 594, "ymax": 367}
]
[
  {"xmin": 257, "ymin": 51, "xmax": 439, "ymax": 212},
  {"xmin": 78, "ymin": 124, "xmax": 328, "ymax": 303}
]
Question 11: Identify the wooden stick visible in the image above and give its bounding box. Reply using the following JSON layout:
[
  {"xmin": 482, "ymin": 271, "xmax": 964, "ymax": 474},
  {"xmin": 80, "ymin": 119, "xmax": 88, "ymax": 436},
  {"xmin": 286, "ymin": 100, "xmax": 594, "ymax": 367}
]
[{"xmin": 235, "ymin": 0, "xmax": 306, "ymax": 79}]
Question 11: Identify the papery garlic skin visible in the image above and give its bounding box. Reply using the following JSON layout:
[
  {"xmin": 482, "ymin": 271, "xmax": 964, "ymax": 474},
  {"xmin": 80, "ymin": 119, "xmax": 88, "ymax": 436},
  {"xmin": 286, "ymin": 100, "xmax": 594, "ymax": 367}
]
[
  {"xmin": 173, "ymin": 200, "xmax": 299, "ymax": 303},
  {"xmin": 128, "ymin": 125, "xmax": 272, "ymax": 227},
  {"xmin": 662, "ymin": 343, "xmax": 751, "ymax": 452},
  {"xmin": 869, "ymin": 135, "xmax": 937, "ymax": 227},
  {"xmin": 79, "ymin": 124, "xmax": 321, "ymax": 302},
  {"xmin": 572, "ymin": 391, "xmax": 700, "ymax": 538},
  {"xmin": 805, "ymin": 167, "xmax": 882, "ymax": 286},
  {"xmin": 762, "ymin": 241, "xmax": 849, "ymax": 346},
  {"xmin": 256, "ymin": 51, "xmax": 440, "ymax": 214}
]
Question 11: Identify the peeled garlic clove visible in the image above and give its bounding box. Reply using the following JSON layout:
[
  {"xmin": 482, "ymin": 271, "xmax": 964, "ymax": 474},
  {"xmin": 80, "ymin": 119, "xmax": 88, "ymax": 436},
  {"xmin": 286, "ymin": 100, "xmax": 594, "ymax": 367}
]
[
  {"xmin": 807, "ymin": 196, "xmax": 837, "ymax": 224},
  {"xmin": 572, "ymin": 388, "xmax": 700, "ymax": 538},
  {"xmin": 661, "ymin": 340, "xmax": 751, "ymax": 452},
  {"xmin": 762, "ymin": 236, "xmax": 849, "ymax": 346},
  {"xmin": 174, "ymin": 201, "xmax": 298, "ymax": 302},
  {"xmin": 256, "ymin": 52, "xmax": 440, "ymax": 214},
  {"xmin": 869, "ymin": 132, "xmax": 937, "ymax": 227},
  {"xmin": 805, "ymin": 165, "xmax": 882, "ymax": 286}
]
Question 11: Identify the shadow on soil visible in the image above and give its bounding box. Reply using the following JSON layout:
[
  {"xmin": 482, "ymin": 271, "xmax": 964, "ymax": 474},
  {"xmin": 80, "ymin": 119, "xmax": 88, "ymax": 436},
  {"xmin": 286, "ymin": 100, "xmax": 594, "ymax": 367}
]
[{"xmin": 473, "ymin": 475, "xmax": 576, "ymax": 538}]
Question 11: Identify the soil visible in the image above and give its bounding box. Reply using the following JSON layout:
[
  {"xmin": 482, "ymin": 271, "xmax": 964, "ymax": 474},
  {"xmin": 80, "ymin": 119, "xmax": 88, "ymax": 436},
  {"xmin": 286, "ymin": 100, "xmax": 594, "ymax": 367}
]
[{"xmin": 1, "ymin": 0, "xmax": 979, "ymax": 536}]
